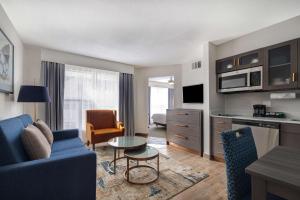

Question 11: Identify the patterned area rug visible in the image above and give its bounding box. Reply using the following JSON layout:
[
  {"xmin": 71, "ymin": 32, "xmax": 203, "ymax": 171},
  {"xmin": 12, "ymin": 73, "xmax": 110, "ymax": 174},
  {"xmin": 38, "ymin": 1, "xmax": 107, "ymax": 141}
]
[{"xmin": 95, "ymin": 146, "xmax": 208, "ymax": 200}]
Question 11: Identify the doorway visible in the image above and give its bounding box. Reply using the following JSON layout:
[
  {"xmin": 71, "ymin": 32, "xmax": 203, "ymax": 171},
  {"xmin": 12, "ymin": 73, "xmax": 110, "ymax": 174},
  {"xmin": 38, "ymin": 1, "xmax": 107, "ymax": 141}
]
[{"xmin": 148, "ymin": 76, "xmax": 174, "ymax": 141}]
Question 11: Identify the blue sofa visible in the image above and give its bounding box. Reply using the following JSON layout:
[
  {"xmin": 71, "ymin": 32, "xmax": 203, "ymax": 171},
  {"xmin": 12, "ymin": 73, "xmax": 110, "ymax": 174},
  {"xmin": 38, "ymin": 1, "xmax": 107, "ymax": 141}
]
[{"xmin": 0, "ymin": 114, "xmax": 97, "ymax": 200}]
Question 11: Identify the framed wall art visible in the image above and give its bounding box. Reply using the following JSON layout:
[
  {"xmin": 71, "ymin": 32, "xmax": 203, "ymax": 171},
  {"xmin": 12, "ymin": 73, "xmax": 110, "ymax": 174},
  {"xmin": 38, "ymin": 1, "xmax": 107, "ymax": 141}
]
[{"xmin": 0, "ymin": 28, "xmax": 14, "ymax": 94}]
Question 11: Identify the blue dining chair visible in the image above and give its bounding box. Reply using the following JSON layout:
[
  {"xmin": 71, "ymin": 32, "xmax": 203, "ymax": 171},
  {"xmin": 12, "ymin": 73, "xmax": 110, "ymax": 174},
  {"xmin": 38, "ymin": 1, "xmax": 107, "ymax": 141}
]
[{"xmin": 221, "ymin": 127, "xmax": 284, "ymax": 200}]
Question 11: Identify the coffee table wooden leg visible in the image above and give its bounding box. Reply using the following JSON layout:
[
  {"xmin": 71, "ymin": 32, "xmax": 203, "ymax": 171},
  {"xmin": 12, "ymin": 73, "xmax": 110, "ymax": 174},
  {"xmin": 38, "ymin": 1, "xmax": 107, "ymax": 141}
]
[{"xmin": 114, "ymin": 148, "xmax": 117, "ymax": 174}]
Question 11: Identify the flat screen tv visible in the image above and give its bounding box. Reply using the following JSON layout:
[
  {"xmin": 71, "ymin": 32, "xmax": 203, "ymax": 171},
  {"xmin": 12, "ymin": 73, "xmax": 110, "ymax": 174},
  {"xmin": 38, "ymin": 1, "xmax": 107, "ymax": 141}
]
[{"xmin": 183, "ymin": 84, "xmax": 203, "ymax": 103}]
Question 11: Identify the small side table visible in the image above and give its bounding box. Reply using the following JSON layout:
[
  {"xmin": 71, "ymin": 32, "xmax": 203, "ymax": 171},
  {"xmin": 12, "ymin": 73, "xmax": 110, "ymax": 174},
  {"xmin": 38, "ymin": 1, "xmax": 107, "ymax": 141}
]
[
  {"xmin": 124, "ymin": 146, "xmax": 159, "ymax": 185},
  {"xmin": 107, "ymin": 136, "xmax": 147, "ymax": 174}
]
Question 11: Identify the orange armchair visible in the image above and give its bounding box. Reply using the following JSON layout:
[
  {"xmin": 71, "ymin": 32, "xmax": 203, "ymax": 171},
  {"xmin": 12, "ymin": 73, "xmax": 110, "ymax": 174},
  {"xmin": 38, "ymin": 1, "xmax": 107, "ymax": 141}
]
[{"xmin": 86, "ymin": 110, "xmax": 125, "ymax": 150}]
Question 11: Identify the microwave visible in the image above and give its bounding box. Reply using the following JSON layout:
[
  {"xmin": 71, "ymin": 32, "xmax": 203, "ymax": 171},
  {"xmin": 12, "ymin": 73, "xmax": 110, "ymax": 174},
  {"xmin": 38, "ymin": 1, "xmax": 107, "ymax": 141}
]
[{"xmin": 218, "ymin": 66, "xmax": 263, "ymax": 93}]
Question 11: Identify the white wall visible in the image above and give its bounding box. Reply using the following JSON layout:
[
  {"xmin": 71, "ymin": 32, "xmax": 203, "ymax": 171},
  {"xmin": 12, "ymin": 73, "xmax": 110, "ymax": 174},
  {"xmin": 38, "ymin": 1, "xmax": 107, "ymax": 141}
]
[
  {"xmin": 134, "ymin": 65, "xmax": 182, "ymax": 133},
  {"xmin": 41, "ymin": 48, "xmax": 134, "ymax": 74},
  {"xmin": 216, "ymin": 15, "xmax": 300, "ymax": 120},
  {"xmin": 0, "ymin": 5, "xmax": 24, "ymax": 120},
  {"xmin": 181, "ymin": 42, "xmax": 222, "ymax": 155},
  {"xmin": 22, "ymin": 44, "xmax": 43, "ymax": 119},
  {"xmin": 217, "ymin": 15, "xmax": 300, "ymax": 59}
]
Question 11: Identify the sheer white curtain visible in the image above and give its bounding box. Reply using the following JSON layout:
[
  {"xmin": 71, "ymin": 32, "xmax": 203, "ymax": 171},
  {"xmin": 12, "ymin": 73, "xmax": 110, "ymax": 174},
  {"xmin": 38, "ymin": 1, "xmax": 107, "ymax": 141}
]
[{"xmin": 63, "ymin": 65, "xmax": 119, "ymax": 134}]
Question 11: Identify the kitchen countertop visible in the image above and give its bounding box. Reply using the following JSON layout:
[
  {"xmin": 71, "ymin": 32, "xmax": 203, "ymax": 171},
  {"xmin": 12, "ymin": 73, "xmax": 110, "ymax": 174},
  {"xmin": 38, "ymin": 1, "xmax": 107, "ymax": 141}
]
[{"xmin": 210, "ymin": 114, "xmax": 300, "ymax": 125}]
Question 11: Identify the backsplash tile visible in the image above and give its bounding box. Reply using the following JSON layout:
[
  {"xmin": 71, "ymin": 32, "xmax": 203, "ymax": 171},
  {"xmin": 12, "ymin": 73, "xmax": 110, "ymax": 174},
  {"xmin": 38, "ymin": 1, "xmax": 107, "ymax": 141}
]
[{"xmin": 224, "ymin": 92, "xmax": 300, "ymax": 120}]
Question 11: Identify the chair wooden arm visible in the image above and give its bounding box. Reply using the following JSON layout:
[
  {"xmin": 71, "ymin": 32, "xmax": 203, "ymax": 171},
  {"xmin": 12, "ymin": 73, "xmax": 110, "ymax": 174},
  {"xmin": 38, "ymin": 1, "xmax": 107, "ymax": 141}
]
[
  {"xmin": 117, "ymin": 121, "xmax": 125, "ymax": 133},
  {"xmin": 86, "ymin": 122, "xmax": 95, "ymax": 139}
]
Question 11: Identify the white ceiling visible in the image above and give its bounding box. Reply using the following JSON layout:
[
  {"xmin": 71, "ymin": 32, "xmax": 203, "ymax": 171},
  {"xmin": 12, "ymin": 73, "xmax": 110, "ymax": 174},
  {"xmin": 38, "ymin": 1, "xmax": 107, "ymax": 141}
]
[{"xmin": 1, "ymin": 0, "xmax": 300, "ymax": 67}]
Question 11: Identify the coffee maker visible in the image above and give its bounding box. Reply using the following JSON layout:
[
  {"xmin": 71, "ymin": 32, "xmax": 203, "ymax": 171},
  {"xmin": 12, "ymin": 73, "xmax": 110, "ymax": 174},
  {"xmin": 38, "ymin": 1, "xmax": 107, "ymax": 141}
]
[{"xmin": 253, "ymin": 104, "xmax": 266, "ymax": 117}]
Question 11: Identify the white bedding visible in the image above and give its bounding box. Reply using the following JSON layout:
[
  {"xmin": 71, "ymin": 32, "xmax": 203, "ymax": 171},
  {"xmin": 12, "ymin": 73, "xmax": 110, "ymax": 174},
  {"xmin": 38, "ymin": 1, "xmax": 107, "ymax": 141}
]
[{"xmin": 151, "ymin": 113, "xmax": 166, "ymax": 125}]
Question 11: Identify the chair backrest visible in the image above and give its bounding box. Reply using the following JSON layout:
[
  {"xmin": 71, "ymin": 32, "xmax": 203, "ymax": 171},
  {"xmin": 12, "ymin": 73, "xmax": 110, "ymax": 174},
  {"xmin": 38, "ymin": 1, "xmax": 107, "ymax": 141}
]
[
  {"xmin": 86, "ymin": 110, "xmax": 117, "ymax": 129},
  {"xmin": 0, "ymin": 114, "xmax": 33, "ymax": 166},
  {"xmin": 221, "ymin": 127, "xmax": 258, "ymax": 200}
]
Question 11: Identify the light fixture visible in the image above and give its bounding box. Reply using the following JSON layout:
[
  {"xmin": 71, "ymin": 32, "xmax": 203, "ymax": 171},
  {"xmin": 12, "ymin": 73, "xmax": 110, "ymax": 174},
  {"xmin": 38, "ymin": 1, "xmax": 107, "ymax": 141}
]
[
  {"xmin": 17, "ymin": 85, "xmax": 51, "ymax": 120},
  {"xmin": 168, "ymin": 77, "xmax": 174, "ymax": 85}
]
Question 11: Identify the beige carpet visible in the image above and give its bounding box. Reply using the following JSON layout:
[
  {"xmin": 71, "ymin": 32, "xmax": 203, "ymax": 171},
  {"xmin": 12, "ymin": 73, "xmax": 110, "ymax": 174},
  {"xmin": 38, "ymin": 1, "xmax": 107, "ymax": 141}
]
[{"xmin": 95, "ymin": 146, "xmax": 208, "ymax": 200}]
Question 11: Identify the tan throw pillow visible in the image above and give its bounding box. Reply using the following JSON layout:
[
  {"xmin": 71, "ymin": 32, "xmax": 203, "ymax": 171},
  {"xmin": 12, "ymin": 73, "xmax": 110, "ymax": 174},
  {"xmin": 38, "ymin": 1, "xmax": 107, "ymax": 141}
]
[
  {"xmin": 21, "ymin": 124, "xmax": 51, "ymax": 160},
  {"xmin": 34, "ymin": 119, "xmax": 53, "ymax": 145}
]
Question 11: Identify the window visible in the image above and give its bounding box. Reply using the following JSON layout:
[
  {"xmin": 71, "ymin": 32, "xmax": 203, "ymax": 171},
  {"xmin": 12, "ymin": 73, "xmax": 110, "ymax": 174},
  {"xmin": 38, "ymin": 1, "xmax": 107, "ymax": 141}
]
[
  {"xmin": 150, "ymin": 86, "xmax": 169, "ymax": 118},
  {"xmin": 64, "ymin": 65, "xmax": 119, "ymax": 132}
]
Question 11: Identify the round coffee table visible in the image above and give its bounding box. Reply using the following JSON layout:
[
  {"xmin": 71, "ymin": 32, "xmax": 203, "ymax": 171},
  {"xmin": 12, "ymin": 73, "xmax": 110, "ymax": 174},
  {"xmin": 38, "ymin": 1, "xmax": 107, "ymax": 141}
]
[
  {"xmin": 108, "ymin": 136, "xmax": 147, "ymax": 174},
  {"xmin": 124, "ymin": 146, "xmax": 159, "ymax": 184}
]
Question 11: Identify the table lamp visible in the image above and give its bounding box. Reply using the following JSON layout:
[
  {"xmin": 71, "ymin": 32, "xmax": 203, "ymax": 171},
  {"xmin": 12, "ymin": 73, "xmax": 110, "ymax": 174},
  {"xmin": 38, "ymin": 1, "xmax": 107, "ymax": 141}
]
[{"xmin": 17, "ymin": 85, "xmax": 51, "ymax": 120}]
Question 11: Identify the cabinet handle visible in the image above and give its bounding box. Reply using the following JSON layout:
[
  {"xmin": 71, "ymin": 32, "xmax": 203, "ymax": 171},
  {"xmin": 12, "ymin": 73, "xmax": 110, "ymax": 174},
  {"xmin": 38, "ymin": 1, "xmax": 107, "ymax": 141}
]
[
  {"xmin": 175, "ymin": 134, "xmax": 188, "ymax": 140},
  {"xmin": 237, "ymin": 58, "xmax": 240, "ymax": 66},
  {"xmin": 292, "ymin": 73, "xmax": 296, "ymax": 82},
  {"xmin": 218, "ymin": 142, "xmax": 224, "ymax": 144},
  {"xmin": 176, "ymin": 113, "xmax": 189, "ymax": 115},
  {"xmin": 216, "ymin": 122, "xmax": 225, "ymax": 124},
  {"xmin": 233, "ymin": 58, "xmax": 236, "ymax": 66},
  {"xmin": 175, "ymin": 124, "xmax": 189, "ymax": 128}
]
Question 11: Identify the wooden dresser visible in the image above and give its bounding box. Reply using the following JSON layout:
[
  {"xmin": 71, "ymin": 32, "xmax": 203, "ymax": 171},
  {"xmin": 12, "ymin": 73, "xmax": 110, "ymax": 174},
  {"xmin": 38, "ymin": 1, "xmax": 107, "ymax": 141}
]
[{"xmin": 166, "ymin": 109, "xmax": 203, "ymax": 156}]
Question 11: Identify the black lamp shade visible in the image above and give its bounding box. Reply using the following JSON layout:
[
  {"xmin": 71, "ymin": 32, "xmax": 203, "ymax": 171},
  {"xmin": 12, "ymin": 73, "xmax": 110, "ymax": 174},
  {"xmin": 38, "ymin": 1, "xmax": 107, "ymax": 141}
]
[{"xmin": 17, "ymin": 85, "xmax": 51, "ymax": 103}]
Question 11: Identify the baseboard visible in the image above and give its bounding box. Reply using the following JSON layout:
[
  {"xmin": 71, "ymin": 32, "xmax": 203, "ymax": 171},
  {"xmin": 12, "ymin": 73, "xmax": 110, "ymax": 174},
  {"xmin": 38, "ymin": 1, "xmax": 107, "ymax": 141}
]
[
  {"xmin": 203, "ymin": 153, "xmax": 212, "ymax": 160},
  {"xmin": 211, "ymin": 155, "xmax": 225, "ymax": 163}
]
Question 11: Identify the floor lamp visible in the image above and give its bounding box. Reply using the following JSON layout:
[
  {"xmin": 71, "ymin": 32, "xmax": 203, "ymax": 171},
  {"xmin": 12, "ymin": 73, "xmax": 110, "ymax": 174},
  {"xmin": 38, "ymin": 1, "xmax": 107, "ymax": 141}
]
[{"xmin": 17, "ymin": 85, "xmax": 51, "ymax": 121}]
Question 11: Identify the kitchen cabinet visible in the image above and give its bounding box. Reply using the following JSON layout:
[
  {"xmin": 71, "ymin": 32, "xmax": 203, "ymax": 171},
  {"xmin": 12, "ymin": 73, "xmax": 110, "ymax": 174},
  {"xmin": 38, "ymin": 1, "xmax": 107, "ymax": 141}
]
[
  {"xmin": 210, "ymin": 117, "xmax": 232, "ymax": 162},
  {"xmin": 216, "ymin": 56, "xmax": 235, "ymax": 74},
  {"xmin": 216, "ymin": 49, "xmax": 264, "ymax": 74},
  {"xmin": 235, "ymin": 49, "xmax": 264, "ymax": 70},
  {"xmin": 280, "ymin": 123, "xmax": 300, "ymax": 149},
  {"xmin": 264, "ymin": 39, "xmax": 298, "ymax": 90}
]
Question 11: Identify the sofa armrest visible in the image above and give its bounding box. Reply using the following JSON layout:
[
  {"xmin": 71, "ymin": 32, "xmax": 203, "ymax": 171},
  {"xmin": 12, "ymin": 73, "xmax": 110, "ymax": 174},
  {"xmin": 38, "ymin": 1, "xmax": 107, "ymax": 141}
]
[
  {"xmin": 0, "ymin": 150, "xmax": 96, "ymax": 200},
  {"xmin": 52, "ymin": 129, "xmax": 79, "ymax": 141}
]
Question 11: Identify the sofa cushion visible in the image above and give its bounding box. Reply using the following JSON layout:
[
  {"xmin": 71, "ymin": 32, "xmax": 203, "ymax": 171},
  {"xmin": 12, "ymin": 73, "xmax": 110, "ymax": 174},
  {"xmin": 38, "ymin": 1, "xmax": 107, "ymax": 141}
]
[
  {"xmin": 50, "ymin": 146, "xmax": 89, "ymax": 157},
  {"xmin": 52, "ymin": 137, "xmax": 84, "ymax": 153},
  {"xmin": 34, "ymin": 119, "xmax": 54, "ymax": 145},
  {"xmin": 21, "ymin": 124, "xmax": 51, "ymax": 160},
  {"xmin": 0, "ymin": 117, "xmax": 29, "ymax": 166}
]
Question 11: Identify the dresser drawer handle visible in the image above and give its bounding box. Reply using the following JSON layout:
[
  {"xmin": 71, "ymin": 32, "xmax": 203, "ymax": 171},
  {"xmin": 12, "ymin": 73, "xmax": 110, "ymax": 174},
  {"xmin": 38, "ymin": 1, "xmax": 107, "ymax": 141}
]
[
  {"xmin": 218, "ymin": 142, "xmax": 224, "ymax": 144},
  {"xmin": 216, "ymin": 122, "xmax": 225, "ymax": 124},
  {"xmin": 175, "ymin": 134, "xmax": 188, "ymax": 140},
  {"xmin": 175, "ymin": 124, "xmax": 189, "ymax": 128},
  {"xmin": 176, "ymin": 113, "xmax": 189, "ymax": 115}
]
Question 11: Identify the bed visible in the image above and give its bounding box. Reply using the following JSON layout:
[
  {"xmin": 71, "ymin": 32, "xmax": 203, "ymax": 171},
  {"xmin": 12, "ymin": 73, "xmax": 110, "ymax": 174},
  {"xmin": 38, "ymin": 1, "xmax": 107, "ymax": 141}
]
[{"xmin": 151, "ymin": 113, "xmax": 167, "ymax": 127}]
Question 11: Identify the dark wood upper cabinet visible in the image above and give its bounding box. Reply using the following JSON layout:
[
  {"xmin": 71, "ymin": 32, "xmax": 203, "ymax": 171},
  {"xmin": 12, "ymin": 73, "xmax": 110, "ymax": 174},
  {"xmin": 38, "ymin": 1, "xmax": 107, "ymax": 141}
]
[
  {"xmin": 235, "ymin": 49, "xmax": 264, "ymax": 70},
  {"xmin": 216, "ymin": 50, "xmax": 264, "ymax": 74},
  {"xmin": 264, "ymin": 39, "xmax": 298, "ymax": 90},
  {"xmin": 216, "ymin": 56, "xmax": 235, "ymax": 74}
]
